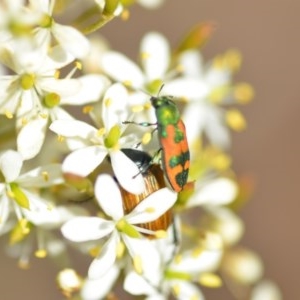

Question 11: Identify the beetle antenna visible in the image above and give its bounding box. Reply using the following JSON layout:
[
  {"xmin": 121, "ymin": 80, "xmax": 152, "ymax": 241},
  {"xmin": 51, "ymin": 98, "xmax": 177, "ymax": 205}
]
[{"xmin": 157, "ymin": 84, "xmax": 165, "ymax": 96}]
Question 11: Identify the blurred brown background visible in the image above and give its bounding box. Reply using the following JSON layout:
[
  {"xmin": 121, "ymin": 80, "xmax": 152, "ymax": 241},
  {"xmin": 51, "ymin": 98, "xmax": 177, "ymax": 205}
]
[{"xmin": 1, "ymin": 0, "xmax": 299, "ymax": 299}]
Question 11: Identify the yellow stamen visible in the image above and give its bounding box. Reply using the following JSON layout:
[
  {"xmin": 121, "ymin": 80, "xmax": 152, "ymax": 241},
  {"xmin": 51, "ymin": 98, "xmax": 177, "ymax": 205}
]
[
  {"xmin": 133, "ymin": 255, "xmax": 143, "ymax": 275},
  {"xmin": 142, "ymin": 132, "xmax": 152, "ymax": 145},
  {"xmin": 198, "ymin": 273, "xmax": 222, "ymax": 288},
  {"xmin": 82, "ymin": 105, "xmax": 94, "ymax": 114},
  {"xmin": 42, "ymin": 171, "xmax": 49, "ymax": 181},
  {"xmin": 35, "ymin": 249, "xmax": 48, "ymax": 258},
  {"xmin": 226, "ymin": 109, "xmax": 247, "ymax": 131},
  {"xmin": 4, "ymin": 110, "xmax": 13, "ymax": 119}
]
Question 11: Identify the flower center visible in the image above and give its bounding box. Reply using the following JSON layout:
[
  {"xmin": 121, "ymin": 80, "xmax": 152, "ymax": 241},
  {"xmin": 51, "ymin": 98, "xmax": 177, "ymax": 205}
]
[
  {"xmin": 40, "ymin": 14, "xmax": 53, "ymax": 28},
  {"xmin": 43, "ymin": 93, "xmax": 61, "ymax": 108},
  {"xmin": 20, "ymin": 73, "xmax": 35, "ymax": 90}
]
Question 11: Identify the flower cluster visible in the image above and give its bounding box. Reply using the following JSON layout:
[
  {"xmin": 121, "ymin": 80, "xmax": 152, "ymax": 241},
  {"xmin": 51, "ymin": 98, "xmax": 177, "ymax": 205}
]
[{"xmin": 0, "ymin": 1, "xmax": 281, "ymax": 300}]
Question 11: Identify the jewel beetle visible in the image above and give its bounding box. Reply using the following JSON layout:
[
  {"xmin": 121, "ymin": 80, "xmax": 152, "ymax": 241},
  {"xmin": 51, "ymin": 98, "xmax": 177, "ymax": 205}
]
[
  {"xmin": 150, "ymin": 95, "xmax": 190, "ymax": 192},
  {"xmin": 119, "ymin": 148, "xmax": 173, "ymax": 236},
  {"xmin": 124, "ymin": 95, "xmax": 190, "ymax": 193}
]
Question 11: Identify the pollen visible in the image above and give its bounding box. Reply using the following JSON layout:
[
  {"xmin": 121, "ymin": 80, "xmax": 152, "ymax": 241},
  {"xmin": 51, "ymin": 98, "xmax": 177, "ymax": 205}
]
[
  {"xmin": 5, "ymin": 110, "xmax": 13, "ymax": 119},
  {"xmin": 21, "ymin": 117, "xmax": 28, "ymax": 126},
  {"xmin": 116, "ymin": 241, "xmax": 125, "ymax": 258},
  {"xmin": 198, "ymin": 273, "xmax": 222, "ymax": 288},
  {"xmin": 172, "ymin": 284, "xmax": 181, "ymax": 296},
  {"xmin": 20, "ymin": 73, "xmax": 35, "ymax": 90},
  {"xmin": 42, "ymin": 171, "xmax": 49, "ymax": 181},
  {"xmin": 75, "ymin": 61, "xmax": 82, "ymax": 70},
  {"xmin": 174, "ymin": 254, "xmax": 182, "ymax": 264},
  {"xmin": 145, "ymin": 207, "xmax": 155, "ymax": 213},
  {"xmin": 234, "ymin": 82, "xmax": 254, "ymax": 104},
  {"xmin": 154, "ymin": 230, "xmax": 167, "ymax": 239},
  {"xmin": 54, "ymin": 70, "xmax": 60, "ymax": 79},
  {"xmin": 35, "ymin": 249, "xmax": 48, "ymax": 258},
  {"xmin": 57, "ymin": 135, "xmax": 65, "ymax": 142},
  {"xmin": 131, "ymin": 105, "xmax": 144, "ymax": 113},
  {"xmin": 192, "ymin": 247, "xmax": 203, "ymax": 257},
  {"xmin": 40, "ymin": 112, "xmax": 48, "ymax": 119},
  {"xmin": 89, "ymin": 246, "xmax": 101, "ymax": 257},
  {"xmin": 104, "ymin": 97, "xmax": 112, "ymax": 107},
  {"xmin": 97, "ymin": 127, "xmax": 106, "ymax": 136},
  {"xmin": 133, "ymin": 255, "xmax": 143, "ymax": 275},
  {"xmin": 121, "ymin": 9, "xmax": 130, "ymax": 21},
  {"xmin": 142, "ymin": 132, "xmax": 152, "ymax": 144},
  {"xmin": 82, "ymin": 105, "xmax": 94, "ymax": 114},
  {"xmin": 226, "ymin": 109, "xmax": 247, "ymax": 131},
  {"xmin": 18, "ymin": 259, "xmax": 30, "ymax": 270},
  {"xmin": 123, "ymin": 80, "xmax": 132, "ymax": 87},
  {"xmin": 141, "ymin": 51, "xmax": 151, "ymax": 60}
]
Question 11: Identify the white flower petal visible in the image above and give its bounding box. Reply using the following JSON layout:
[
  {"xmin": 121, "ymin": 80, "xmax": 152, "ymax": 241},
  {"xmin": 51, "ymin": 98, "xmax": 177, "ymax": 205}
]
[
  {"xmin": 81, "ymin": 264, "xmax": 120, "ymax": 300},
  {"xmin": 95, "ymin": 174, "xmax": 124, "ymax": 220},
  {"xmin": 50, "ymin": 119, "xmax": 97, "ymax": 138},
  {"xmin": 101, "ymin": 52, "xmax": 144, "ymax": 88},
  {"xmin": 171, "ymin": 247, "xmax": 223, "ymax": 274},
  {"xmin": 102, "ymin": 83, "xmax": 129, "ymax": 131},
  {"xmin": 126, "ymin": 187, "xmax": 177, "ymax": 224},
  {"xmin": 38, "ymin": 78, "xmax": 81, "ymax": 98},
  {"xmin": 124, "ymin": 271, "xmax": 158, "ymax": 296},
  {"xmin": 188, "ymin": 178, "xmax": 238, "ymax": 207},
  {"xmin": 61, "ymin": 74, "xmax": 110, "ymax": 105},
  {"xmin": 205, "ymin": 207, "xmax": 244, "ymax": 246},
  {"xmin": 17, "ymin": 164, "xmax": 63, "ymax": 188},
  {"xmin": 17, "ymin": 118, "xmax": 48, "ymax": 160},
  {"xmin": 140, "ymin": 32, "xmax": 170, "ymax": 81},
  {"xmin": 123, "ymin": 236, "xmax": 161, "ymax": 285},
  {"xmin": 61, "ymin": 217, "xmax": 113, "ymax": 242},
  {"xmin": 251, "ymin": 280, "xmax": 282, "ymax": 300},
  {"xmin": 163, "ymin": 78, "xmax": 209, "ymax": 99},
  {"xmin": 0, "ymin": 150, "xmax": 23, "ymax": 182},
  {"xmin": 62, "ymin": 146, "xmax": 107, "ymax": 177},
  {"xmin": 179, "ymin": 50, "xmax": 204, "ymax": 77},
  {"xmin": 88, "ymin": 232, "xmax": 120, "ymax": 279},
  {"xmin": 171, "ymin": 280, "xmax": 205, "ymax": 300},
  {"xmin": 110, "ymin": 150, "xmax": 146, "ymax": 194},
  {"xmin": 53, "ymin": 23, "xmax": 90, "ymax": 59},
  {"xmin": 0, "ymin": 194, "xmax": 11, "ymax": 233}
]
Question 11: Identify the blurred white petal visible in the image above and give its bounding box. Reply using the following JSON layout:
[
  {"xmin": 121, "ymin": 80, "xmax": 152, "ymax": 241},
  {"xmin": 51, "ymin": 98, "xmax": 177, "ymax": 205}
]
[
  {"xmin": 188, "ymin": 178, "xmax": 238, "ymax": 207},
  {"xmin": 62, "ymin": 146, "xmax": 107, "ymax": 177},
  {"xmin": 126, "ymin": 187, "xmax": 177, "ymax": 224},
  {"xmin": 53, "ymin": 23, "xmax": 90, "ymax": 59},
  {"xmin": 0, "ymin": 150, "xmax": 23, "ymax": 182},
  {"xmin": 101, "ymin": 52, "xmax": 144, "ymax": 87},
  {"xmin": 81, "ymin": 264, "xmax": 120, "ymax": 300},
  {"xmin": 88, "ymin": 232, "xmax": 120, "ymax": 279},
  {"xmin": 95, "ymin": 174, "xmax": 124, "ymax": 220},
  {"xmin": 61, "ymin": 217, "xmax": 113, "ymax": 242},
  {"xmin": 141, "ymin": 32, "xmax": 170, "ymax": 81},
  {"xmin": 110, "ymin": 150, "xmax": 146, "ymax": 194},
  {"xmin": 17, "ymin": 118, "xmax": 48, "ymax": 160}
]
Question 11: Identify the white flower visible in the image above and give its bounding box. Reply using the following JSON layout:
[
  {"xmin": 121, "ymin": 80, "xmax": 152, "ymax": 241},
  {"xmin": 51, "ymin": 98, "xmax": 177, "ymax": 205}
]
[
  {"xmin": 100, "ymin": 31, "xmax": 173, "ymax": 123},
  {"xmin": 0, "ymin": 42, "xmax": 109, "ymax": 159},
  {"xmin": 163, "ymin": 50, "xmax": 236, "ymax": 149},
  {"xmin": 124, "ymin": 232, "xmax": 223, "ymax": 299},
  {"xmin": 61, "ymin": 174, "xmax": 177, "ymax": 279},
  {"xmin": 81, "ymin": 263, "xmax": 120, "ymax": 300},
  {"xmin": 0, "ymin": 150, "xmax": 63, "ymax": 234},
  {"xmin": 30, "ymin": 0, "xmax": 90, "ymax": 58},
  {"xmin": 7, "ymin": 203, "xmax": 89, "ymax": 269},
  {"xmin": 187, "ymin": 177, "xmax": 238, "ymax": 208},
  {"xmin": 50, "ymin": 83, "xmax": 147, "ymax": 194}
]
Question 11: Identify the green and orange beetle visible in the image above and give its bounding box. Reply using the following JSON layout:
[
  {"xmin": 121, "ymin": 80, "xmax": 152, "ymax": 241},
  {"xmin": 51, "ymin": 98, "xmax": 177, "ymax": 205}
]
[
  {"xmin": 124, "ymin": 94, "xmax": 190, "ymax": 192},
  {"xmin": 150, "ymin": 95, "xmax": 190, "ymax": 192}
]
